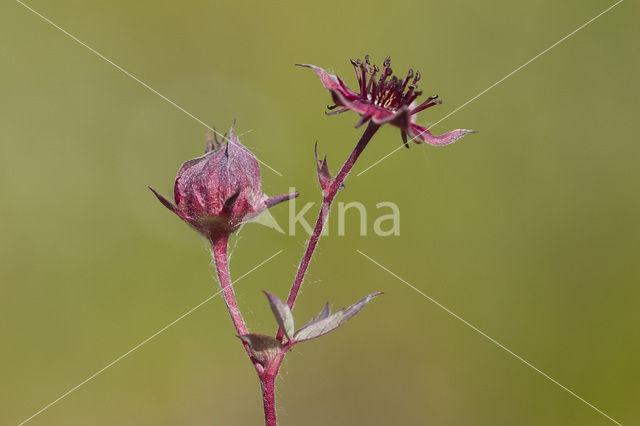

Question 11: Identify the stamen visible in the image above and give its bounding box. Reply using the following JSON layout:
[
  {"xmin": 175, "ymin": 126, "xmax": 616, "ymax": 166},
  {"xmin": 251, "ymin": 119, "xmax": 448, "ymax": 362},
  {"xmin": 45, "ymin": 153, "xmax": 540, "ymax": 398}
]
[
  {"xmin": 350, "ymin": 59, "xmax": 362, "ymax": 92},
  {"xmin": 378, "ymin": 60, "xmax": 392, "ymax": 90},
  {"xmin": 403, "ymin": 85, "xmax": 415, "ymax": 105},
  {"xmin": 405, "ymin": 90, "xmax": 422, "ymax": 107},
  {"xmin": 366, "ymin": 64, "xmax": 379, "ymax": 95},
  {"xmin": 410, "ymin": 94, "xmax": 440, "ymax": 114},
  {"xmin": 410, "ymin": 98, "xmax": 441, "ymax": 115},
  {"xmin": 357, "ymin": 59, "xmax": 368, "ymax": 97},
  {"xmin": 401, "ymin": 69, "xmax": 413, "ymax": 92},
  {"xmin": 345, "ymin": 56, "xmax": 441, "ymax": 117}
]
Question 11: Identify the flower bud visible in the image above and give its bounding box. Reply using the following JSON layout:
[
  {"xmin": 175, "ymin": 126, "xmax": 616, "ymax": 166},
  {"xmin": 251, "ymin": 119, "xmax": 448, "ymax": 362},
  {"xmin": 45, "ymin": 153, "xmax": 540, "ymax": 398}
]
[{"xmin": 150, "ymin": 123, "xmax": 297, "ymax": 242}]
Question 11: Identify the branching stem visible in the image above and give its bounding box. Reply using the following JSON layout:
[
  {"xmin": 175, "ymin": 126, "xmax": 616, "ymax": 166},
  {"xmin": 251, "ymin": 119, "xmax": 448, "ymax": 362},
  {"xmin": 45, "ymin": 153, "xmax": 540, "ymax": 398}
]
[{"xmin": 277, "ymin": 122, "xmax": 380, "ymax": 341}]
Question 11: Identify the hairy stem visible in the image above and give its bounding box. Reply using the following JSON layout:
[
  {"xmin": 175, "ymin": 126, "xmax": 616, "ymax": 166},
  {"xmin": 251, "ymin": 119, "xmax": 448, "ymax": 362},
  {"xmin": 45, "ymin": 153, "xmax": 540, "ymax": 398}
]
[
  {"xmin": 277, "ymin": 122, "xmax": 379, "ymax": 340},
  {"xmin": 212, "ymin": 236, "xmax": 249, "ymax": 335},
  {"xmin": 213, "ymin": 236, "xmax": 281, "ymax": 425},
  {"xmin": 260, "ymin": 373, "xmax": 277, "ymax": 426},
  {"xmin": 211, "ymin": 235, "xmax": 261, "ymax": 367}
]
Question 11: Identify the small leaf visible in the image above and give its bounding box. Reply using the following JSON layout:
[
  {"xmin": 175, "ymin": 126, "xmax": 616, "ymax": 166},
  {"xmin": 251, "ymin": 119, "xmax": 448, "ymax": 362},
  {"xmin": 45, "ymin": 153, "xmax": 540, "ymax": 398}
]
[
  {"xmin": 238, "ymin": 333, "xmax": 283, "ymax": 366},
  {"xmin": 264, "ymin": 291, "xmax": 295, "ymax": 339},
  {"xmin": 317, "ymin": 302, "xmax": 331, "ymax": 321},
  {"xmin": 293, "ymin": 292, "xmax": 382, "ymax": 343},
  {"xmin": 314, "ymin": 142, "xmax": 331, "ymax": 191},
  {"xmin": 296, "ymin": 302, "xmax": 331, "ymax": 332}
]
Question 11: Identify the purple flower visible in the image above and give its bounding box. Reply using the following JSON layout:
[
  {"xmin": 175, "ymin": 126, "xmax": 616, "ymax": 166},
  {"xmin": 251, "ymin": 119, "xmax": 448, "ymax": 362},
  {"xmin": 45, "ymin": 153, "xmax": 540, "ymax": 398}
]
[
  {"xmin": 149, "ymin": 123, "xmax": 297, "ymax": 241},
  {"xmin": 298, "ymin": 55, "xmax": 475, "ymax": 147}
]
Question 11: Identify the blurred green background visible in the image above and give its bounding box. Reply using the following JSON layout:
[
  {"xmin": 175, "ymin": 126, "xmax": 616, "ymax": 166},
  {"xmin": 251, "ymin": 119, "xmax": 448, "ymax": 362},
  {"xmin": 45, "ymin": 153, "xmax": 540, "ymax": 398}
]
[{"xmin": 1, "ymin": 0, "xmax": 638, "ymax": 425}]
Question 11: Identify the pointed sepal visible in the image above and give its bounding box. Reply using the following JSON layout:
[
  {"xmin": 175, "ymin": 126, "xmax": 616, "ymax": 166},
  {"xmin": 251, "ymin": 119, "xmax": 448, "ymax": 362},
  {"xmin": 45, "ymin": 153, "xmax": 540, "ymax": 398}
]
[
  {"xmin": 409, "ymin": 124, "xmax": 477, "ymax": 147},
  {"xmin": 265, "ymin": 192, "xmax": 299, "ymax": 208},
  {"xmin": 205, "ymin": 129, "xmax": 224, "ymax": 153},
  {"xmin": 148, "ymin": 186, "xmax": 180, "ymax": 217},
  {"xmin": 222, "ymin": 190, "xmax": 241, "ymax": 214}
]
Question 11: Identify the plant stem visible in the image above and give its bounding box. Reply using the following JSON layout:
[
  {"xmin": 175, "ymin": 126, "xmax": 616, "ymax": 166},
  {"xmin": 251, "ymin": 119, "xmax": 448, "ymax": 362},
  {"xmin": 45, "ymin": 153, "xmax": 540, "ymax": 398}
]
[
  {"xmin": 214, "ymin": 121, "xmax": 379, "ymax": 423},
  {"xmin": 260, "ymin": 373, "xmax": 277, "ymax": 426},
  {"xmin": 277, "ymin": 121, "xmax": 379, "ymax": 340},
  {"xmin": 213, "ymin": 235, "xmax": 282, "ymax": 425},
  {"xmin": 211, "ymin": 236, "xmax": 249, "ymax": 336},
  {"xmin": 211, "ymin": 235, "xmax": 262, "ymax": 368}
]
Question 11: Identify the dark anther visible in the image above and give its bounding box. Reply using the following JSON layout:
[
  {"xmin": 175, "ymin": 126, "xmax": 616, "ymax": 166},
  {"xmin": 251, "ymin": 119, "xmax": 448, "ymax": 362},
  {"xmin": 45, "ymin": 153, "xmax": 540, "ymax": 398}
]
[
  {"xmin": 400, "ymin": 69, "xmax": 413, "ymax": 92},
  {"xmin": 327, "ymin": 104, "xmax": 339, "ymax": 110}
]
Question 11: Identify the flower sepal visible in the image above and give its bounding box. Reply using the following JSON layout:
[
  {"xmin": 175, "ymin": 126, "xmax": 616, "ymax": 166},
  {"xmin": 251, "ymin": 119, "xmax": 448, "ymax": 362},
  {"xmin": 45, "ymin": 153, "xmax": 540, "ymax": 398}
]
[
  {"xmin": 300, "ymin": 56, "xmax": 476, "ymax": 147},
  {"xmin": 149, "ymin": 122, "xmax": 298, "ymax": 242}
]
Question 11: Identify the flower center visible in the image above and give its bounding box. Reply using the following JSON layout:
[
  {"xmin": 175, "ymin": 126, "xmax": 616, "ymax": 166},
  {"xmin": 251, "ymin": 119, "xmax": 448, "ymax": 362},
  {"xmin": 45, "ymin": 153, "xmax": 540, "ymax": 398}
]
[{"xmin": 351, "ymin": 55, "xmax": 441, "ymax": 115}]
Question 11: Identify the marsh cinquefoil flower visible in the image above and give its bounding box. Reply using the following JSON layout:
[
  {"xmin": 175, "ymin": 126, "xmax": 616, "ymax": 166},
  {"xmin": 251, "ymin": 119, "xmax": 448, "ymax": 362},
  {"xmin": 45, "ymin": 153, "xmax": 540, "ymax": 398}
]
[
  {"xmin": 149, "ymin": 123, "xmax": 297, "ymax": 242},
  {"xmin": 298, "ymin": 55, "xmax": 475, "ymax": 147}
]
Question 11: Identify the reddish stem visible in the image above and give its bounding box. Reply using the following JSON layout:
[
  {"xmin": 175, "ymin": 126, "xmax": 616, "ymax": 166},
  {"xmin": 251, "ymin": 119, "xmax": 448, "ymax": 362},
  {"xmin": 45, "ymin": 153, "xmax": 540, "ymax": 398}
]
[
  {"xmin": 258, "ymin": 342, "xmax": 292, "ymax": 426},
  {"xmin": 277, "ymin": 122, "xmax": 379, "ymax": 341},
  {"xmin": 260, "ymin": 373, "xmax": 277, "ymax": 426},
  {"xmin": 213, "ymin": 121, "xmax": 380, "ymax": 424},
  {"xmin": 212, "ymin": 236, "xmax": 281, "ymax": 425},
  {"xmin": 211, "ymin": 236, "xmax": 260, "ymax": 366},
  {"xmin": 211, "ymin": 236, "xmax": 249, "ymax": 335}
]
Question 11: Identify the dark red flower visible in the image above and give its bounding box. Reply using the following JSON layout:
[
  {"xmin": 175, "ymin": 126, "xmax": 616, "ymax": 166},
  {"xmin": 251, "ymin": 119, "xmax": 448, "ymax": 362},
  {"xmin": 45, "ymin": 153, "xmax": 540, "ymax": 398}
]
[
  {"xmin": 298, "ymin": 55, "xmax": 475, "ymax": 147},
  {"xmin": 149, "ymin": 123, "xmax": 297, "ymax": 241}
]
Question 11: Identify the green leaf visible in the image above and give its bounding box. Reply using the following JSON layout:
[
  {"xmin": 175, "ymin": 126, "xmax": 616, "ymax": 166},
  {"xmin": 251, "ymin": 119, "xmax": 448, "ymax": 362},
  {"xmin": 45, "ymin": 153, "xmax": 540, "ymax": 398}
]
[
  {"xmin": 263, "ymin": 291, "xmax": 295, "ymax": 339},
  {"xmin": 293, "ymin": 292, "xmax": 382, "ymax": 343},
  {"xmin": 317, "ymin": 302, "xmax": 331, "ymax": 320}
]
